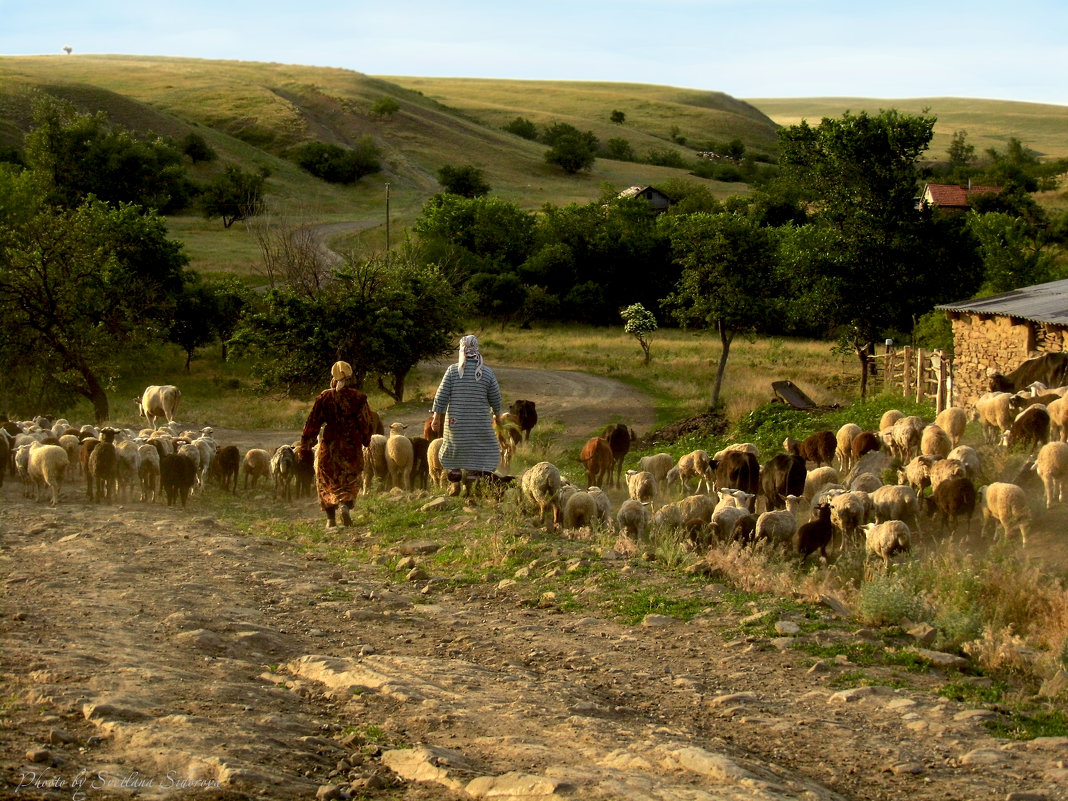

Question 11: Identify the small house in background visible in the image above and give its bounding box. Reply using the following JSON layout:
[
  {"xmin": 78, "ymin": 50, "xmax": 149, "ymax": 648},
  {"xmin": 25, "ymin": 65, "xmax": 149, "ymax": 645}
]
[
  {"xmin": 918, "ymin": 182, "xmax": 1001, "ymax": 212},
  {"xmin": 617, "ymin": 185, "xmax": 673, "ymax": 213},
  {"xmin": 936, "ymin": 278, "xmax": 1068, "ymax": 403}
]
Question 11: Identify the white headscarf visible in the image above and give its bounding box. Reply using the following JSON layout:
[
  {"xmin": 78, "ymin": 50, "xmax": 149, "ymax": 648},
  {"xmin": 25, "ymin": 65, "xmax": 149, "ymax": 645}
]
[{"xmin": 456, "ymin": 334, "xmax": 484, "ymax": 381}]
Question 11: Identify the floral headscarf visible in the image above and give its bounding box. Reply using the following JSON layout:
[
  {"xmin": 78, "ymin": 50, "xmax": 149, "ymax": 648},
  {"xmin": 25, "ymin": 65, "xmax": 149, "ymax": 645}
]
[{"xmin": 456, "ymin": 335, "xmax": 484, "ymax": 381}]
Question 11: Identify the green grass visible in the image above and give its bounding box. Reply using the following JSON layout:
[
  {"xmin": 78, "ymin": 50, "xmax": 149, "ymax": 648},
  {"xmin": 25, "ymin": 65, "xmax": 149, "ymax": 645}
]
[{"xmin": 986, "ymin": 708, "xmax": 1068, "ymax": 740}]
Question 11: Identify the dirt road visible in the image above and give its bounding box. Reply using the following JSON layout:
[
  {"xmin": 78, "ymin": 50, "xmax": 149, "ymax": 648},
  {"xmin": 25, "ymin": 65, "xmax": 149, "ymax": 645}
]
[{"xmin": 2, "ymin": 369, "xmax": 1066, "ymax": 800}]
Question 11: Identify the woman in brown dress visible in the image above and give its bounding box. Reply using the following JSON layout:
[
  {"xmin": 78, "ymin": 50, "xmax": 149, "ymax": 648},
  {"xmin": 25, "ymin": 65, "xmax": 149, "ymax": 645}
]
[{"xmin": 299, "ymin": 361, "xmax": 375, "ymax": 528}]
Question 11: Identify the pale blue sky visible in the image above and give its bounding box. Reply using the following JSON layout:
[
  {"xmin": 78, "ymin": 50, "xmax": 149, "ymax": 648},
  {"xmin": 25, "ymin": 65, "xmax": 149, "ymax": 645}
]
[{"xmin": 2, "ymin": 0, "xmax": 1065, "ymax": 105}]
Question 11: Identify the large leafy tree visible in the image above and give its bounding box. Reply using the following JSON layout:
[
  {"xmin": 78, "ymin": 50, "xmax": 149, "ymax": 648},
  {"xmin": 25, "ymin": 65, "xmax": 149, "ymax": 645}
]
[
  {"xmin": 776, "ymin": 109, "xmax": 950, "ymax": 398},
  {"xmin": 0, "ymin": 189, "xmax": 188, "ymax": 421},
  {"xmin": 662, "ymin": 212, "xmax": 778, "ymax": 410},
  {"xmin": 201, "ymin": 166, "xmax": 265, "ymax": 228}
]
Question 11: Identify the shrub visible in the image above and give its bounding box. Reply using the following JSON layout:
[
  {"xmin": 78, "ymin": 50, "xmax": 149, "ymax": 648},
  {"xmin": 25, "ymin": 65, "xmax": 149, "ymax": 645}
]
[
  {"xmin": 291, "ymin": 139, "xmax": 381, "ymax": 184},
  {"xmin": 503, "ymin": 116, "xmax": 538, "ymax": 140}
]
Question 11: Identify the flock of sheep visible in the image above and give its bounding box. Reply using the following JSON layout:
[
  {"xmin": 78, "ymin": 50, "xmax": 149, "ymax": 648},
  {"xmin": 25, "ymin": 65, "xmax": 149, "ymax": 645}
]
[{"xmin": 3, "ymin": 376, "xmax": 1067, "ymax": 574}]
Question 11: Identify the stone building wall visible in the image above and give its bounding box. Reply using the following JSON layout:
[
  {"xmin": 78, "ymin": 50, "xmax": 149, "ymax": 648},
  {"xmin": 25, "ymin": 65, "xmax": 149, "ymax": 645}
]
[{"xmin": 949, "ymin": 312, "xmax": 1033, "ymax": 405}]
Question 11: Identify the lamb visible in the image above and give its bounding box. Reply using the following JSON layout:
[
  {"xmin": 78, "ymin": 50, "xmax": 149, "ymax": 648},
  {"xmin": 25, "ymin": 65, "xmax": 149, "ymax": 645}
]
[
  {"xmin": 920, "ymin": 424, "xmax": 952, "ymax": 461},
  {"xmin": 924, "ymin": 476, "xmax": 977, "ymax": 536},
  {"xmin": 427, "ymin": 437, "xmax": 446, "ymax": 490},
  {"xmin": 271, "ymin": 444, "xmax": 297, "ymax": 501},
  {"xmin": 785, "ymin": 431, "xmax": 836, "ymax": 467},
  {"xmin": 934, "ymin": 406, "xmax": 968, "ymax": 448},
  {"xmin": 88, "ymin": 427, "xmax": 118, "ymax": 503},
  {"xmin": 494, "ymin": 416, "xmax": 521, "ymax": 471},
  {"xmin": 638, "ymin": 453, "xmax": 675, "ymax": 485},
  {"xmin": 795, "ymin": 502, "xmax": 834, "ymax": 564},
  {"xmin": 978, "ymin": 482, "xmax": 1032, "ymax": 544},
  {"xmin": 803, "ymin": 466, "xmax": 841, "ymax": 501},
  {"xmin": 863, "ymin": 521, "xmax": 911, "ymax": 567},
  {"xmin": 835, "ymin": 423, "xmax": 862, "ymax": 472},
  {"xmin": 616, "ymin": 499, "xmax": 650, "ymax": 542},
  {"xmin": 579, "ymin": 437, "xmax": 613, "ymax": 489},
  {"xmin": 1001, "ymin": 404, "xmax": 1050, "ymax": 454},
  {"xmin": 211, "ymin": 444, "xmax": 240, "ymax": 493},
  {"xmin": 243, "ymin": 448, "xmax": 272, "ymax": 490},
  {"xmin": 870, "ymin": 484, "xmax": 923, "ymax": 535},
  {"xmin": 754, "ymin": 494, "xmax": 802, "ymax": 548},
  {"xmin": 625, "ymin": 469, "xmax": 657, "ymax": 504},
  {"xmin": 730, "ymin": 513, "xmax": 759, "ymax": 544},
  {"xmin": 160, "ymin": 452, "xmax": 197, "ymax": 507},
  {"xmin": 1034, "ymin": 441, "xmax": 1068, "ymax": 509},
  {"xmin": 28, "ymin": 443, "xmax": 68, "ymax": 505},
  {"xmin": 563, "ymin": 490, "xmax": 599, "ymax": 531},
  {"xmin": 676, "ymin": 450, "xmax": 714, "ymax": 494},
  {"xmin": 138, "ymin": 442, "xmax": 161, "ymax": 503},
  {"xmin": 971, "ymin": 392, "xmax": 1014, "ymax": 445},
  {"xmin": 520, "ymin": 461, "xmax": 563, "ymax": 531},
  {"xmin": 386, "ymin": 422, "xmax": 414, "ymax": 490}
]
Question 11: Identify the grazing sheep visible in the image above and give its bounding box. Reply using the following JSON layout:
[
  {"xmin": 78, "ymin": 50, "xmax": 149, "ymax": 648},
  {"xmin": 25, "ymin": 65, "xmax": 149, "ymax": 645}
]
[
  {"xmin": 934, "ymin": 406, "xmax": 968, "ymax": 448},
  {"xmin": 243, "ymin": 448, "xmax": 271, "ymax": 490},
  {"xmin": 586, "ymin": 486, "xmax": 612, "ymax": 527},
  {"xmin": 870, "ymin": 484, "xmax": 923, "ymax": 535},
  {"xmin": 785, "ymin": 431, "xmax": 837, "ymax": 468},
  {"xmin": 652, "ymin": 502, "xmax": 684, "ymax": 532},
  {"xmin": 879, "ymin": 409, "xmax": 904, "ymax": 432},
  {"xmin": 88, "ymin": 428, "xmax": 118, "ymax": 503},
  {"xmin": 663, "ymin": 466, "xmax": 681, "ymax": 495},
  {"xmin": 638, "ymin": 453, "xmax": 675, "ymax": 486},
  {"xmin": 863, "ymin": 520, "xmax": 911, "ymax": 567},
  {"xmin": 28, "ymin": 443, "xmax": 68, "ymax": 505},
  {"xmin": 604, "ymin": 423, "xmax": 637, "ymax": 488},
  {"xmin": 979, "ymin": 482, "xmax": 1032, "ymax": 544},
  {"xmin": 730, "ymin": 513, "xmax": 759, "ymax": 544},
  {"xmin": 138, "ymin": 443, "xmax": 161, "ymax": 503},
  {"xmin": 579, "ymin": 437, "xmax": 614, "ymax": 489},
  {"xmin": 427, "ymin": 437, "xmax": 446, "ymax": 490},
  {"xmin": 564, "ymin": 490, "xmax": 599, "ymax": 531},
  {"xmin": 160, "ymin": 452, "xmax": 197, "ymax": 507},
  {"xmin": 920, "ymin": 424, "xmax": 952, "ymax": 461},
  {"xmin": 1001, "ymin": 404, "xmax": 1050, "ymax": 454},
  {"xmin": 835, "ymin": 423, "xmax": 862, "ymax": 473},
  {"xmin": 386, "ymin": 422, "xmax": 414, "ymax": 491},
  {"xmin": 712, "ymin": 504, "xmax": 750, "ymax": 543},
  {"xmin": 1034, "ymin": 441, "xmax": 1068, "ymax": 509},
  {"xmin": 755, "ymin": 494, "xmax": 802, "ymax": 548},
  {"xmin": 924, "ymin": 476, "xmax": 977, "ymax": 536},
  {"xmin": 796, "ymin": 502, "xmax": 834, "ymax": 564},
  {"xmin": 713, "ymin": 442, "xmax": 760, "ymax": 462},
  {"xmin": 971, "ymin": 392, "xmax": 1014, "ymax": 445},
  {"xmin": 929, "ymin": 458, "xmax": 967, "ymax": 494},
  {"xmin": 761, "ymin": 453, "xmax": 806, "ymax": 511},
  {"xmin": 850, "ymin": 431, "xmax": 882, "ymax": 466},
  {"xmin": 803, "ymin": 466, "xmax": 841, "ymax": 501},
  {"xmin": 211, "ymin": 444, "xmax": 240, "ymax": 493},
  {"xmin": 676, "ymin": 450, "xmax": 714, "ymax": 494},
  {"xmin": 625, "ymin": 469, "xmax": 657, "ymax": 504},
  {"xmin": 521, "ymin": 461, "xmax": 563, "ymax": 531},
  {"xmin": 616, "ymin": 499, "xmax": 650, "ymax": 542},
  {"xmin": 676, "ymin": 493, "xmax": 717, "ymax": 525}
]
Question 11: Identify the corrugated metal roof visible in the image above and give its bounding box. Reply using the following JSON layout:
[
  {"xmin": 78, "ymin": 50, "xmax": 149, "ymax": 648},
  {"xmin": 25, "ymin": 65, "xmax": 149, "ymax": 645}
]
[{"xmin": 936, "ymin": 278, "xmax": 1068, "ymax": 326}]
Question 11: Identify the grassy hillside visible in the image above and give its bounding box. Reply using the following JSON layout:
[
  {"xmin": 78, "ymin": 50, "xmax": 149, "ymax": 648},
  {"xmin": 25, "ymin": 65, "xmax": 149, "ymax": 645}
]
[{"xmin": 748, "ymin": 96, "xmax": 1068, "ymax": 161}]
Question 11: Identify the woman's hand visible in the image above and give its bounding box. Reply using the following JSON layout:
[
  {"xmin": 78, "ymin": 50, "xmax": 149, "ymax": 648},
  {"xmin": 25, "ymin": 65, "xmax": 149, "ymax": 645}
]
[{"xmin": 431, "ymin": 412, "xmax": 443, "ymax": 433}]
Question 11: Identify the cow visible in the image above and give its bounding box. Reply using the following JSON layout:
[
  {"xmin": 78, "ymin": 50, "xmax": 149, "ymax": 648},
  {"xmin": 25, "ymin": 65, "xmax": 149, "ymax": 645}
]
[
  {"xmin": 988, "ymin": 352, "xmax": 1068, "ymax": 394},
  {"xmin": 135, "ymin": 385, "xmax": 181, "ymax": 427},
  {"xmin": 603, "ymin": 422, "xmax": 637, "ymax": 488},
  {"xmin": 508, "ymin": 400, "xmax": 538, "ymax": 442}
]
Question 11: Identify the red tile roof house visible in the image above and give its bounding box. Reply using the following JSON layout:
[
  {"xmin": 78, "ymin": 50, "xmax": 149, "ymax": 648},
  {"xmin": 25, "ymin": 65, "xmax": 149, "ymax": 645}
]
[{"xmin": 918, "ymin": 183, "xmax": 1002, "ymax": 211}]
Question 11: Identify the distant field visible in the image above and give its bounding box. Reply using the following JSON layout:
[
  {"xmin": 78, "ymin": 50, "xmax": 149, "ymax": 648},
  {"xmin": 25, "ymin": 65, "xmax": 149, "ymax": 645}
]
[{"xmin": 747, "ymin": 96, "xmax": 1068, "ymax": 160}]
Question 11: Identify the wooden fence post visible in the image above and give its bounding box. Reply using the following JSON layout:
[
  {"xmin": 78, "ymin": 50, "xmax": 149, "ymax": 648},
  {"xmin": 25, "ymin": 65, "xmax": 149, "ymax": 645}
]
[
  {"xmin": 915, "ymin": 348, "xmax": 926, "ymax": 403},
  {"xmin": 902, "ymin": 346, "xmax": 913, "ymax": 397}
]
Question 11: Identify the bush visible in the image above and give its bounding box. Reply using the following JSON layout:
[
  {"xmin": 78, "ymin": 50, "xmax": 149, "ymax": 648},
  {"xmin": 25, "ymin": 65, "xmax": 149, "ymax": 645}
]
[
  {"xmin": 370, "ymin": 97, "xmax": 400, "ymax": 118},
  {"xmin": 291, "ymin": 139, "xmax": 381, "ymax": 184},
  {"xmin": 645, "ymin": 148, "xmax": 686, "ymax": 169},
  {"xmin": 437, "ymin": 164, "xmax": 490, "ymax": 198},
  {"xmin": 503, "ymin": 116, "xmax": 538, "ymax": 140},
  {"xmin": 602, "ymin": 138, "xmax": 636, "ymax": 162}
]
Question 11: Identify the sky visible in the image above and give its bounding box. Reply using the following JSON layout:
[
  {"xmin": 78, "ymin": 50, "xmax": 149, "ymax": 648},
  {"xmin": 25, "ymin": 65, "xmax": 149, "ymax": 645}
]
[{"xmin": 2, "ymin": 0, "xmax": 1066, "ymax": 106}]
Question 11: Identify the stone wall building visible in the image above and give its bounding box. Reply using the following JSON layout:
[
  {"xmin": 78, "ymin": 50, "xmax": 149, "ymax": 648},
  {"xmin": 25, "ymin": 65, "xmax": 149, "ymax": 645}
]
[{"xmin": 936, "ymin": 278, "xmax": 1068, "ymax": 405}]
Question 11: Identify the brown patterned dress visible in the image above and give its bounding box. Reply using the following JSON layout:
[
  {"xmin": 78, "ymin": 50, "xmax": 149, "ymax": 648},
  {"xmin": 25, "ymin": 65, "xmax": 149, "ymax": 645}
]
[{"xmin": 300, "ymin": 385, "xmax": 375, "ymax": 509}]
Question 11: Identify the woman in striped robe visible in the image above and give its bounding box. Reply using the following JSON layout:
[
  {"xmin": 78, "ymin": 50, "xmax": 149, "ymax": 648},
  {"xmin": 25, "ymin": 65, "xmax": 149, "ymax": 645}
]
[{"xmin": 431, "ymin": 335, "xmax": 503, "ymax": 495}]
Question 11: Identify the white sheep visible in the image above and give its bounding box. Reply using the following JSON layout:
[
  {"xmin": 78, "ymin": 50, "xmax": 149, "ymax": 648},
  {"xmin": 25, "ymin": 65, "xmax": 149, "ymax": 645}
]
[
  {"xmin": 829, "ymin": 490, "xmax": 869, "ymax": 544},
  {"xmin": 676, "ymin": 493, "xmax": 717, "ymax": 524},
  {"xmin": 243, "ymin": 448, "xmax": 271, "ymax": 490},
  {"xmin": 862, "ymin": 520, "xmax": 911, "ymax": 567},
  {"xmin": 28, "ymin": 443, "xmax": 68, "ymax": 505},
  {"xmin": 58, "ymin": 434, "xmax": 82, "ymax": 476},
  {"xmin": 586, "ymin": 486, "xmax": 612, "ymax": 527},
  {"xmin": 638, "ymin": 452, "xmax": 675, "ymax": 485},
  {"xmin": 934, "ymin": 406, "xmax": 968, "ymax": 448},
  {"xmin": 427, "ymin": 438, "xmax": 445, "ymax": 489},
  {"xmin": 115, "ymin": 440, "xmax": 142, "ymax": 503},
  {"xmin": 835, "ymin": 423, "xmax": 862, "ymax": 473},
  {"xmin": 929, "ymin": 458, "xmax": 966, "ymax": 493},
  {"xmin": 712, "ymin": 442, "xmax": 760, "ymax": 461},
  {"xmin": 848, "ymin": 471, "xmax": 882, "ymax": 493},
  {"xmin": 803, "ymin": 466, "xmax": 841, "ymax": 501},
  {"xmin": 978, "ymin": 482, "xmax": 1032, "ymax": 544},
  {"xmin": 870, "ymin": 484, "xmax": 923, "ymax": 535},
  {"xmin": 138, "ymin": 443, "xmax": 160, "ymax": 503},
  {"xmin": 971, "ymin": 392, "xmax": 1014, "ymax": 445},
  {"xmin": 1034, "ymin": 441, "xmax": 1068, "ymax": 509},
  {"xmin": 616, "ymin": 499, "xmax": 650, "ymax": 542},
  {"xmin": 947, "ymin": 445, "xmax": 982, "ymax": 483},
  {"xmin": 1047, "ymin": 396, "xmax": 1068, "ymax": 443},
  {"xmin": 386, "ymin": 422, "xmax": 414, "ymax": 491},
  {"xmin": 755, "ymin": 494, "xmax": 802, "ymax": 547},
  {"xmin": 920, "ymin": 423, "xmax": 952, "ymax": 461},
  {"xmin": 520, "ymin": 461, "xmax": 563, "ymax": 531},
  {"xmin": 712, "ymin": 504, "xmax": 750, "ymax": 541},
  {"xmin": 898, "ymin": 455, "xmax": 934, "ymax": 496},
  {"xmin": 676, "ymin": 450, "xmax": 714, "ymax": 494},
  {"xmin": 891, "ymin": 416, "xmax": 925, "ymax": 463},
  {"xmin": 363, "ymin": 434, "xmax": 389, "ymax": 492},
  {"xmin": 563, "ymin": 490, "xmax": 599, "ymax": 531},
  {"xmin": 879, "ymin": 409, "xmax": 904, "ymax": 434},
  {"xmin": 625, "ymin": 469, "xmax": 657, "ymax": 504}
]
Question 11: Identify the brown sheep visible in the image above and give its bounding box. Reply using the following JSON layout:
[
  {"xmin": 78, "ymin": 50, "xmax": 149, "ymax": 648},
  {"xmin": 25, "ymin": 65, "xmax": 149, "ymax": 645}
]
[{"xmin": 785, "ymin": 431, "xmax": 836, "ymax": 467}]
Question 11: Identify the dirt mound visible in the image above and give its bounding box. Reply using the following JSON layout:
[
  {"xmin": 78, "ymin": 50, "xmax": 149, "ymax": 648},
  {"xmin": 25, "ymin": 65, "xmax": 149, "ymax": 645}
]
[{"xmin": 642, "ymin": 411, "xmax": 730, "ymax": 445}]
